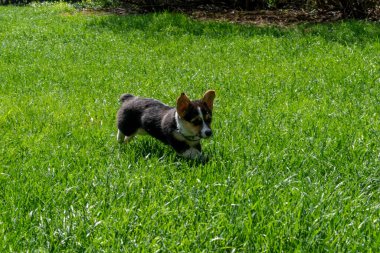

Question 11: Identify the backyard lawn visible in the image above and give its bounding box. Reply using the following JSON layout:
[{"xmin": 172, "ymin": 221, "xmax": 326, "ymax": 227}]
[{"xmin": 0, "ymin": 3, "xmax": 379, "ymax": 251}]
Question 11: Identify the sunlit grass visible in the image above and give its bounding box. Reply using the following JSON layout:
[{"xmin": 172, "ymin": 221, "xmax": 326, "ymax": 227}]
[{"xmin": 0, "ymin": 3, "xmax": 379, "ymax": 251}]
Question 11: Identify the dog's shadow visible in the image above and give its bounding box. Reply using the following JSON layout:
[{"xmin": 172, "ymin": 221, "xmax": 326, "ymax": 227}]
[
  {"xmin": 118, "ymin": 137, "xmax": 167, "ymax": 157},
  {"xmin": 117, "ymin": 137, "xmax": 210, "ymax": 166}
]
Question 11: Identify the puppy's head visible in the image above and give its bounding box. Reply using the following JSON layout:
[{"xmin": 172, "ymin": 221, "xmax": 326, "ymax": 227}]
[{"xmin": 176, "ymin": 90, "xmax": 216, "ymax": 139}]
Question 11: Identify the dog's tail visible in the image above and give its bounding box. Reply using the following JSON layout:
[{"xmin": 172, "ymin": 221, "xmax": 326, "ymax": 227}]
[{"xmin": 119, "ymin": 94, "xmax": 134, "ymax": 103}]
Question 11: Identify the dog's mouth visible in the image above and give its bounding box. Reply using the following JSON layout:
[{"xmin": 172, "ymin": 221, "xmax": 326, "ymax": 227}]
[
  {"xmin": 183, "ymin": 131, "xmax": 212, "ymax": 141},
  {"xmin": 181, "ymin": 133, "xmax": 202, "ymax": 142}
]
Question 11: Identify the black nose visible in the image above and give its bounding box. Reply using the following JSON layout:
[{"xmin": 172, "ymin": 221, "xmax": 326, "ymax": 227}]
[{"xmin": 205, "ymin": 129, "xmax": 212, "ymax": 137}]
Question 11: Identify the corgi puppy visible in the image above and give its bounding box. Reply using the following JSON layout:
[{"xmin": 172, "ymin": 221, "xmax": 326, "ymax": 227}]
[{"xmin": 117, "ymin": 90, "xmax": 215, "ymax": 159}]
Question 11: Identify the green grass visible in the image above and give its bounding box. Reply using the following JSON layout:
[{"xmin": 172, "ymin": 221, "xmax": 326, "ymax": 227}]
[{"xmin": 1, "ymin": 3, "xmax": 379, "ymax": 251}]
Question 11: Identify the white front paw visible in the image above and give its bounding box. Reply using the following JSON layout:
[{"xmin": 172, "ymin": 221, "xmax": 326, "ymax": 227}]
[{"xmin": 180, "ymin": 148, "xmax": 202, "ymax": 159}]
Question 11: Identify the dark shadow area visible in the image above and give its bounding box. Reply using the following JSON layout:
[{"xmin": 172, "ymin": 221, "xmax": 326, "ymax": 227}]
[
  {"xmin": 112, "ymin": 1, "xmax": 380, "ymax": 20},
  {"xmin": 117, "ymin": 137, "xmax": 169, "ymax": 159},
  {"xmin": 86, "ymin": 11, "xmax": 380, "ymax": 45},
  {"xmin": 87, "ymin": 11, "xmax": 288, "ymax": 38},
  {"xmin": 117, "ymin": 137, "xmax": 211, "ymax": 166},
  {"xmin": 298, "ymin": 20, "xmax": 380, "ymax": 45}
]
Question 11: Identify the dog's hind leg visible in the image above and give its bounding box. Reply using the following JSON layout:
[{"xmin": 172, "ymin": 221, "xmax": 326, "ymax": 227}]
[
  {"xmin": 117, "ymin": 129, "xmax": 137, "ymax": 144},
  {"xmin": 117, "ymin": 129, "xmax": 126, "ymax": 143},
  {"xmin": 125, "ymin": 134, "xmax": 136, "ymax": 143}
]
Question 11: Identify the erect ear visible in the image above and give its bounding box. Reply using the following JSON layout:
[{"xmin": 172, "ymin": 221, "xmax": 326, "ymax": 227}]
[
  {"xmin": 202, "ymin": 90, "xmax": 216, "ymax": 110},
  {"xmin": 176, "ymin": 92, "xmax": 190, "ymax": 118}
]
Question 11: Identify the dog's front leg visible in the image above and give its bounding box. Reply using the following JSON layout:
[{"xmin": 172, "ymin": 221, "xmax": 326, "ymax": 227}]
[{"xmin": 180, "ymin": 148, "xmax": 202, "ymax": 160}]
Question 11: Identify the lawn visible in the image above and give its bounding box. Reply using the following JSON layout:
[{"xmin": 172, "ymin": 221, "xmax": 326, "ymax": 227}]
[{"xmin": 0, "ymin": 3, "xmax": 379, "ymax": 251}]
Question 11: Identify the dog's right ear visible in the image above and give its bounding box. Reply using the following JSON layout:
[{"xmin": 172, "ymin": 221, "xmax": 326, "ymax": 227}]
[
  {"xmin": 176, "ymin": 92, "xmax": 190, "ymax": 118},
  {"xmin": 202, "ymin": 90, "xmax": 216, "ymax": 111}
]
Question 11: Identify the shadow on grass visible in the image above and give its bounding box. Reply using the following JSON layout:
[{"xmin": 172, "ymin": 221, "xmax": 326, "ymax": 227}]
[
  {"xmin": 87, "ymin": 11, "xmax": 380, "ymax": 45},
  {"xmin": 117, "ymin": 138, "xmax": 168, "ymax": 159},
  {"xmin": 299, "ymin": 20, "xmax": 380, "ymax": 45},
  {"xmin": 117, "ymin": 137, "xmax": 211, "ymax": 167}
]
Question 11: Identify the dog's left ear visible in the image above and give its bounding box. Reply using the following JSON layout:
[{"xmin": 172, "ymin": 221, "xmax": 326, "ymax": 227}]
[
  {"xmin": 202, "ymin": 90, "xmax": 216, "ymax": 110},
  {"xmin": 177, "ymin": 92, "xmax": 191, "ymax": 118}
]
